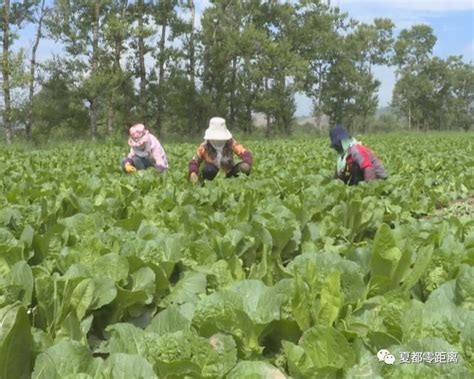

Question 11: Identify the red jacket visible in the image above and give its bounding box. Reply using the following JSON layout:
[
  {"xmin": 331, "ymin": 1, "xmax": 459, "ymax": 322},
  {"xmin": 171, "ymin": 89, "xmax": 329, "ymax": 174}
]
[{"xmin": 338, "ymin": 144, "xmax": 387, "ymax": 185}]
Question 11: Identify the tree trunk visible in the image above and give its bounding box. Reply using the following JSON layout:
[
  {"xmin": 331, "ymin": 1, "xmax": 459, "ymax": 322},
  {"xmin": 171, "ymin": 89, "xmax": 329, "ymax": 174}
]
[
  {"xmin": 362, "ymin": 111, "xmax": 367, "ymax": 133},
  {"xmin": 107, "ymin": 101, "xmax": 114, "ymax": 135},
  {"xmin": 408, "ymin": 103, "xmax": 411, "ymax": 131},
  {"xmin": 265, "ymin": 114, "xmax": 270, "ymax": 137},
  {"xmin": 229, "ymin": 57, "xmax": 237, "ymax": 129},
  {"xmin": 189, "ymin": 1, "xmax": 195, "ymax": 90},
  {"xmin": 124, "ymin": 95, "xmax": 132, "ymax": 131},
  {"xmin": 188, "ymin": 0, "xmax": 196, "ymax": 133},
  {"xmin": 242, "ymin": 56, "xmax": 253, "ymax": 135},
  {"xmin": 107, "ymin": 70, "xmax": 116, "ymax": 136},
  {"xmin": 108, "ymin": 0, "xmax": 128, "ymax": 136},
  {"xmin": 265, "ymin": 78, "xmax": 271, "ymax": 137},
  {"xmin": 245, "ymin": 72, "xmax": 253, "ymax": 134},
  {"xmin": 137, "ymin": 0, "xmax": 147, "ymax": 121},
  {"xmin": 156, "ymin": 18, "xmax": 167, "ymax": 135},
  {"xmin": 90, "ymin": 2, "xmax": 100, "ymax": 140},
  {"xmin": 315, "ymin": 66, "xmax": 323, "ymax": 129},
  {"xmin": 2, "ymin": 0, "xmax": 13, "ymax": 144},
  {"xmin": 246, "ymin": 103, "xmax": 252, "ymax": 134},
  {"xmin": 280, "ymin": 76, "xmax": 292, "ymax": 135},
  {"xmin": 26, "ymin": 0, "xmax": 47, "ymax": 141},
  {"xmin": 90, "ymin": 102, "xmax": 98, "ymax": 140}
]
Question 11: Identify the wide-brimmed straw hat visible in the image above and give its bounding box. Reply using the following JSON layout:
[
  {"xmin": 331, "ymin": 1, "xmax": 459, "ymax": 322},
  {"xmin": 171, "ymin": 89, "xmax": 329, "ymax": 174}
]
[
  {"xmin": 204, "ymin": 117, "xmax": 232, "ymax": 141},
  {"xmin": 128, "ymin": 124, "xmax": 150, "ymax": 147}
]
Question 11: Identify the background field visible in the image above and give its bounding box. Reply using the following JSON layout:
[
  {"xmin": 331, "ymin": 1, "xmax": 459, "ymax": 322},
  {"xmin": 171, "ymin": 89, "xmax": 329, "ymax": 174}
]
[{"xmin": 0, "ymin": 133, "xmax": 473, "ymax": 378}]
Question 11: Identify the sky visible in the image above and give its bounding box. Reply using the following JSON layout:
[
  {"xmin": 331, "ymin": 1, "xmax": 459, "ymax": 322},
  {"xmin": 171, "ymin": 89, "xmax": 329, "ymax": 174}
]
[
  {"xmin": 337, "ymin": 1, "xmax": 473, "ymax": 108},
  {"xmin": 295, "ymin": 0, "xmax": 474, "ymax": 116},
  {"xmin": 15, "ymin": 0, "xmax": 474, "ymax": 117}
]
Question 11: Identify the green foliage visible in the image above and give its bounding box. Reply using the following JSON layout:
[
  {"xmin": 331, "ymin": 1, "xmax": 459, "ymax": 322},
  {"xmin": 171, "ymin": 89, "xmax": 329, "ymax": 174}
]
[
  {"xmin": 392, "ymin": 24, "xmax": 473, "ymax": 132},
  {"xmin": 31, "ymin": 72, "xmax": 90, "ymax": 141},
  {"xmin": 0, "ymin": 134, "xmax": 473, "ymax": 375},
  {"xmin": 0, "ymin": 304, "xmax": 33, "ymax": 379},
  {"xmin": 3, "ymin": 0, "xmax": 473, "ymax": 144},
  {"xmin": 227, "ymin": 360, "xmax": 286, "ymax": 379}
]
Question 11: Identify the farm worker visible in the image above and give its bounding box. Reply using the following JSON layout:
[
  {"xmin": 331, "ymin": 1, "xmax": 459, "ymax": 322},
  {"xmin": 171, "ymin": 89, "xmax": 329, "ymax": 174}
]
[
  {"xmin": 121, "ymin": 123, "xmax": 168, "ymax": 173},
  {"xmin": 188, "ymin": 117, "xmax": 252, "ymax": 183},
  {"xmin": 329, "ymin": 125, "xmax": 387, "ymax": 185}
]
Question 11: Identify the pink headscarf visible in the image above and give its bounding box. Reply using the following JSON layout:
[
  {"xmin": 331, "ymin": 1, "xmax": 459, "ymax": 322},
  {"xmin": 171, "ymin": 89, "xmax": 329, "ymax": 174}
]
[{"xmin": 128, "ymin": 124, "xmax": 150, "ymax": 147}]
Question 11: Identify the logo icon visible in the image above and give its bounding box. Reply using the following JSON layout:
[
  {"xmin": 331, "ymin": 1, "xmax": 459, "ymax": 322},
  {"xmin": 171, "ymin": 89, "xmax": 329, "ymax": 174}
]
[{"xmin": 377, "ymin": 349, "xmax": 396, "ymax": 365}]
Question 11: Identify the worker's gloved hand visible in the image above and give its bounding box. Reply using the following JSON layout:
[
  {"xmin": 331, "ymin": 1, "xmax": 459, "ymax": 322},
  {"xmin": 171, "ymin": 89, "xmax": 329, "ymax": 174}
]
[
  {"xmin": 124, "ymin": 162, "xmax": 137, "ymax": 173},
  {"xmin": 190, "ymin": 172, "xmax": 199, "ymax": 184},
  {"xmin": 240, "ymin": 162, "xmax": 251, "ymax": 175}
]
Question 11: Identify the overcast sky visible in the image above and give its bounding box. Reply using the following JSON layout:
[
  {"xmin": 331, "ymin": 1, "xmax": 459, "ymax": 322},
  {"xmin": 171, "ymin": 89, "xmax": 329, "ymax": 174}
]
[{"xmin": 15, "ymin": 0, "xmax": 474, "ymax": 116}]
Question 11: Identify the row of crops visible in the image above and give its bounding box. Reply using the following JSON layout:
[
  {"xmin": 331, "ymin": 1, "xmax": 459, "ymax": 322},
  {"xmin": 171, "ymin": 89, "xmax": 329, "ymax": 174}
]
[{"xmin": 0, "ymin": 134, "xmax": 473, "ymax": 378}]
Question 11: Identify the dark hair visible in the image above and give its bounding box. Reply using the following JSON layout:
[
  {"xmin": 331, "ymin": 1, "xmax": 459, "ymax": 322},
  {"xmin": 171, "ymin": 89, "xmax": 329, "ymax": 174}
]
[{"xmin": 329, "ymin": 126, "xmax": 351, "ymax": 148}]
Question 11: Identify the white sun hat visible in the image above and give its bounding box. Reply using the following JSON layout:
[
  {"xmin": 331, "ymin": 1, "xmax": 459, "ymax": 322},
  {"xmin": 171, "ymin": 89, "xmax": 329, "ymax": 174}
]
[{"xmin": 204, "ymin": 117, "xmax": 232, "ymax": 140}]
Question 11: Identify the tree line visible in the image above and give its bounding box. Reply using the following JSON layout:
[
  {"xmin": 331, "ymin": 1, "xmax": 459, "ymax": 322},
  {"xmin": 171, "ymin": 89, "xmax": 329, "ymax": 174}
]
[{"xmin": 1, "ymin": 0, "xmax": 473, "ymax": 144}]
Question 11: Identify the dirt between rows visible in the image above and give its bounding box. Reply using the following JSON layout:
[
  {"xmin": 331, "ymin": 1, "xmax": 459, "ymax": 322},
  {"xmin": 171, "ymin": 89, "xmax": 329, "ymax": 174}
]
[{"xmin": 421, "ymin": 196, "xmax": 474, "ymax": 220}]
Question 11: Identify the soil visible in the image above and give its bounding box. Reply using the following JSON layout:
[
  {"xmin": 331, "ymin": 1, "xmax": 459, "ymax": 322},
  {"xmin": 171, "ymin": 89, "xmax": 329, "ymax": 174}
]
[{"xmin": 420, "ymin": 196, "xmax": 474, "ymax": 220}]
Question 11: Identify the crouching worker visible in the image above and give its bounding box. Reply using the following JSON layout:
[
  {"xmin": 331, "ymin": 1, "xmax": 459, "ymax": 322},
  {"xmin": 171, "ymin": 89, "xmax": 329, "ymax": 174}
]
[
  {"xmin": 121, "ymin": 123, "xmax": 168, "ymax": 173},
  {"xmin": 330, "ymin": 126, "xmax": 387, "ymax": 185},
  {"xmin": 188, "ymin": 117, "xmax": 252, "ymax": 184}
]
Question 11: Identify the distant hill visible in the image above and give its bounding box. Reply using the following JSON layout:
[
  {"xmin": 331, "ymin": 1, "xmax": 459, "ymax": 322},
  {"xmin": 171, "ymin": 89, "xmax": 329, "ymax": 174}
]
[
  {"xmin": 295, "ymin": 115, "xmax": 330, "ymax": 129},
  {"xmin": 252, "ymin": 113, "xmax": 329, "ymax": 130},
  {"xmin": 376, "ymin": 105, "xmax": 396, "ymax": 117},
  {"xmin": 253, "ymin": 107, "xmax": 399, "ymax": 129}
]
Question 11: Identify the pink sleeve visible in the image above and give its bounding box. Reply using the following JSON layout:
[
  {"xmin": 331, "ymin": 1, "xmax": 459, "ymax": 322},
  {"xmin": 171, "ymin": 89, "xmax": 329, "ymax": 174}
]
[
  {"xmin": 127, "ymin": 148, "xmax": 135, "ymax": 159},
  {"xmin": 150, "ymin": 136, "xmax": 168, "ymax": 171}
]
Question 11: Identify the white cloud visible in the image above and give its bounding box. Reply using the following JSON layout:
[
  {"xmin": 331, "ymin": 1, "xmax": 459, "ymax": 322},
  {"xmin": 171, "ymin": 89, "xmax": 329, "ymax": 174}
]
[{"xmin": 339, "ymin": 0, "xmax": 474, "ymax": 12}]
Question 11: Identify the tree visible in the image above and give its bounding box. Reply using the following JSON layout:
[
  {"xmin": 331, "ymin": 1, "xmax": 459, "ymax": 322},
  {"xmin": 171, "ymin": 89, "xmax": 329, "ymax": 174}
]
[
  {"xmin": 1, "ymin": 0, "xmax": 39, "ymax": 144},
  {"xmin": 200, "ymin": 0, "xmax": 304, "ymax": 136},
  {"xmin": 319, "ymin": 49, "xmax": 359, "ymax": 128},
  {"xmin": 447, "ymin": 58, "xmax": 474, "ymax": 131},
  {"xmin": 393, "ymin": 24, "xmax": 436, "ymax": 68},
  {"xmin": 347, "ymin": 18, "xmax": 394, "ymax": 132},
  {"xmin": 295, "ymin": 0, "xmax": 350, "ymax": 126},
  {"xmin": 200, "ymin": 0, "xmax": 237, "ymax": 119},
  {"xmin": 260, "ymin": 1, "xmax": 304, "ymax": 135},
  {"xmin": 181, "ymin": 0, "xmax": 198, "ymax": 133},
  {"xmin": 392, "ymin": 24, "xmax": 474, "ymax": 133},
  {"xmin": 102, "ymin": 0, "xmax": 132, "ymax": 135},
  {"xmin": 31, "ymin": 68, "xmax": 89, "ymax": 140},
  {"xmin": 128, "ymin": 0, "xmax": 154, "ymax": 123},
  {"xmin": 152, "ymin": 0, "xmax": 180, "ymax": 134},
  {"xmin": 392, "ymin": 24, "xmax": 437, "ymax": 130},
  {"xmin": 26, "ymin": 0, "xmax": 47, "ymax": 141},
  {"xmin": 48, "ymin": 0, "xmax": 114, "ymax": 139},
  {"xmin": 165, "ymin": 0, "xmax": 204, "ymax": 134},
  {"xmin": 233, "ymin": 21, "xmax": 268, "ymax": 134}
]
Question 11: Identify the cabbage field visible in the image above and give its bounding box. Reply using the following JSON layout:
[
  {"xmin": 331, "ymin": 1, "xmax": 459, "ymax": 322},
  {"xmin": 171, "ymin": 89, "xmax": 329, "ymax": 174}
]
[{"xmin": 0, "ymin": 133, "xmax": 473, "ymax": 378}]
